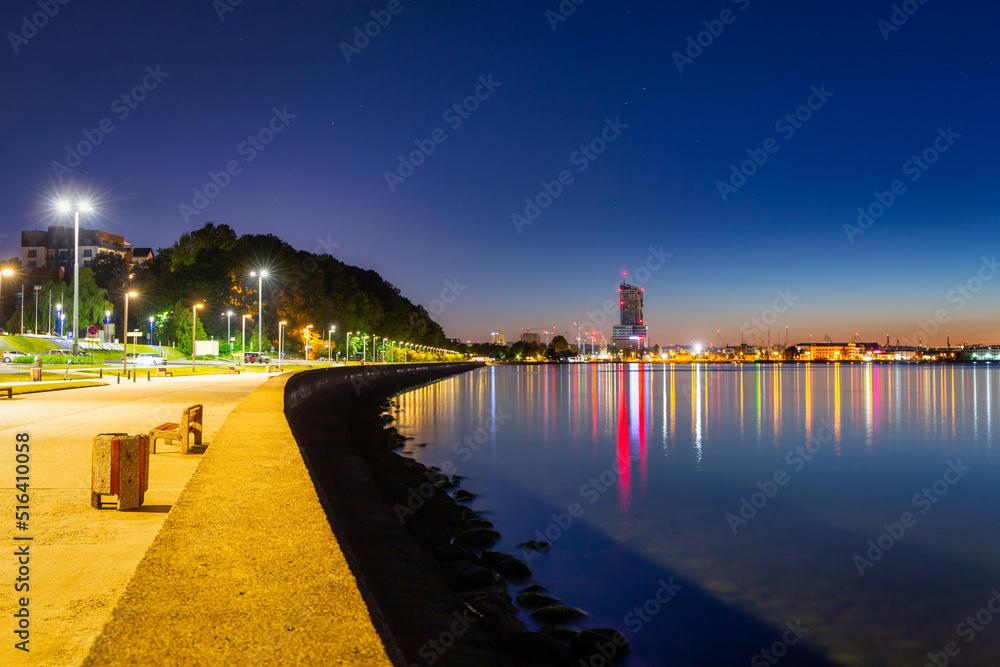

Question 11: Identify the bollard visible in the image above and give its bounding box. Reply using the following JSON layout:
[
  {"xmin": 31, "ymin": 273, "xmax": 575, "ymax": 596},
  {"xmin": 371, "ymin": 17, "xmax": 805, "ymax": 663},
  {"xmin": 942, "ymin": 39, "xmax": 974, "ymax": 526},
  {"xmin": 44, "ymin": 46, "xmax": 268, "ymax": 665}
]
[
  {"xmin": 117, "ymin": 373, "xmax": 120, "ymax": 384},
  {"xmin": 99, "ymin": 368, "xmax": 103, "ymax": 379},
  {"xmin": 133, "ymin": 370, "xmax": 136, "ymax": 383},
  {"xmin": 147, "ymin": 370, "xmax": 151, "ymax": 382}
]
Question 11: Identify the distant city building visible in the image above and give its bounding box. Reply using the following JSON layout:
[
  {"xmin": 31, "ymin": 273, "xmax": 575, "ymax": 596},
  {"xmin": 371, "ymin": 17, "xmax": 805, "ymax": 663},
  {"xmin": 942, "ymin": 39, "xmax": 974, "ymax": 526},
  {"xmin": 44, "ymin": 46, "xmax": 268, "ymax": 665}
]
[
  {"xmin": 21, "ymin": 225, "xmax": 136, "ymax": 271},
  {"xmin": 492, "ymin": 332, "xmax": 507, "ymax": 346},
  {"xmin": 130, "ymin": 247, "xmax": 155, "ymax": 264},
  {"xmin": 612, "ymin": 281, "xmax": 647, "ymax": 353},
  {"xmin": 520, "ymin": 332, "xmax": 541, "ymax": 345}
]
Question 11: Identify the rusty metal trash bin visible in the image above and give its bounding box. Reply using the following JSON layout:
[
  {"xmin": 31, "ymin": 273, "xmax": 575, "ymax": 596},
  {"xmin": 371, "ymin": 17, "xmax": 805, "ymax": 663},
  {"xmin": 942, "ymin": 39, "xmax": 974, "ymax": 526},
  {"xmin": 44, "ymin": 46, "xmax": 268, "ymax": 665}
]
[
  {"xmin": 30, "ymin": 367, "xmax": 42, "ymax": 381},
  {"xmin": 91, "ymin": 433, "xmax": 150, "ymax": 510}
]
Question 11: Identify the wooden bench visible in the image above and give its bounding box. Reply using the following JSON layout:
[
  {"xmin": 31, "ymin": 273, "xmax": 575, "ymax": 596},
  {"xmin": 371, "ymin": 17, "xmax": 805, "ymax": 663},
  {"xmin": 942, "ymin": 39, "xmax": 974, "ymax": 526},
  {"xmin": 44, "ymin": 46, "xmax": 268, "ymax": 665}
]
[
  {"xmin": 0, "ymin": 386, "xmax": 12, "ymax": 399},
  {"xmin": 155, "ymin": 367, "xmax": 173, "ymax": 377},
  {"xmin": 227, "ymin": 366, "xmax": 241, "ymax": 374},
  {"xmin": 148, "ymin": 404, "xmax": 203, "ymax": 454}
]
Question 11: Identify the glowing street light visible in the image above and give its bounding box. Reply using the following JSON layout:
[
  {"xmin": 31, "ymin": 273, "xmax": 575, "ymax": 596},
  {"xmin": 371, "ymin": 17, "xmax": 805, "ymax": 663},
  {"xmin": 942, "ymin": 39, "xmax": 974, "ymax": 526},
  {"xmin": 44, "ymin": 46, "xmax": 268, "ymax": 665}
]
[
  {"xmin": 192, "ymin": 303, "xmax": 204, "ymax": 372},
  {"xmin": 55, "ymin": 198, "xmax": 92, "ymax": 355},
  {"xmin": 149, "ymin": 316, "xmax": 155, "ymax": 346},
  {"xmin": 328, "ymin": 326, "xmax": 336, "ymax": 364},
  {"xmin": 362, "ymin": 334, "xmax": 369, "ymax": 365},
  {"xmin": 304, "ymin": 325, "xmax": 314, "ymax": 360},
  {"xmin": 104, "ymin": 309, "xmax": 110, "ymax": 343},
  {"xmin": 56, "ymin": 303, "xmax": 62, "ymax": 337},
  {"xmin": 122, "ymin": 292, "xmax": 137, "ymax": 372},
  {"xmin": 346, "ymin": 331, "xmax": 353, "ymax": 365},
  {"xmin": 249, "ymin": 270, "xmax": 269, "ymax": 355}
]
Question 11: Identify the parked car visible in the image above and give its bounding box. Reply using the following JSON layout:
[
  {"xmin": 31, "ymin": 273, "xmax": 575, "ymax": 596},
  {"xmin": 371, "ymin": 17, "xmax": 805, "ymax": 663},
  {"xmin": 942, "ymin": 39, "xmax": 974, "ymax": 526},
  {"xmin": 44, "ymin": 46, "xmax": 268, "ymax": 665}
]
[
  {"xmin": 1, "ymin": 350, "xmax": 29, "ymax": 363},
  {"xmin": 133, "ymin": 352, "xmax": 167, "ymax": 367},
  {"xmin": 44, "ymin": 349, "xmax": 75, "ymax": 357},
  {"xmin": 243, "ymin": 352, "xmax": 270, "ymax": 364}
]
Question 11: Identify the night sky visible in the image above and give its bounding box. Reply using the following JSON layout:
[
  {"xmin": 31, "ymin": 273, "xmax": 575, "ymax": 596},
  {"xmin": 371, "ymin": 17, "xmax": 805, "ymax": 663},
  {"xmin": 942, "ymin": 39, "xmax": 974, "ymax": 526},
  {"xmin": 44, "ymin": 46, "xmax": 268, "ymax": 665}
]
[{"xmin": 2, "ymin": 1, "xmax": 997, "ymax": 347}]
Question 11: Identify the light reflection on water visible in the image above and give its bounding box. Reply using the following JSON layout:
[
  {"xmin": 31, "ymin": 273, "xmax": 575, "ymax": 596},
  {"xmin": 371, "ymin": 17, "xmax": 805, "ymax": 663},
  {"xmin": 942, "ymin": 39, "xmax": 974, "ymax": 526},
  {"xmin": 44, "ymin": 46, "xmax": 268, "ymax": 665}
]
[{"xmin": 394, "ymin": 364, "xmax": 1000, "ymax": 665}]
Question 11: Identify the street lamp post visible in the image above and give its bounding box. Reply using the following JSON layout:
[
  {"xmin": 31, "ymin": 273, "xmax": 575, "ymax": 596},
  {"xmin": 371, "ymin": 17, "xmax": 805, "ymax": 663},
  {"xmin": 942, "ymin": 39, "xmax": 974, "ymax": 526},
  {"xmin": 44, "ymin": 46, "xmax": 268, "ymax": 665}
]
[
  {"xmin": 346, "ymin": 332, "xmax": 353, "ymax": 365},
  {"xmin": 328, "ymin": 326, "xmax": 336, "ymax": 364},
  {"xmin": 249, "ymin": 270, "xmax": 268, "ymax": 355},
  {"xmin": 56, "ymin": 303, "xmax": 62, "ymax": 337},
  {"xmin": 122, "ymin": 292, "xmax": 137, "ymax": 373},
  {"xmin": 278, "ymin": 321, "xmax": 287, "ymax": 372},
  {"xmin": 105, "ymin": 310, "xmax": 110, "ymax": 344},
  {"xmin": 362, "ymin": 335, "xmax": 369, "ymax": 365},
  {"xmin": 34, "ymin": 285, "xmax": 41, "ymax": 335},
  {"xmin": 382, "ymin": 337, "xmax": 388, "ymax": 364},
  {"xmin": 192, "ymin": 303, "xmax": 203, "ymax": 372},
  {"xmin": 242, "ymin": 315, "xmax": 250, "ymax": 371},
  {"xmin": 225, "ymin": 311, "xmax": 233, "ymax": 359},
  {"xmin": 304, "ymin": 325, "xmax": 313, "ymax": 361},
  {"xmin": 56, "ymin": 199, "xmax": 92, "ymax": 355},
  {"xmin": 149, "ymin": 316, "xmax": 155, "ymax": 347}
]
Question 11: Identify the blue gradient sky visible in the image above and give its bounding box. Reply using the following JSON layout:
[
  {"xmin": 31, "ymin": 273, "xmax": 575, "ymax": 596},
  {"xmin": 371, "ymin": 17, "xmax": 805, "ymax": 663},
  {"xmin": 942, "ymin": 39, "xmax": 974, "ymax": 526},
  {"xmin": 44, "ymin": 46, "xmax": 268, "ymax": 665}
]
[{"xmin": 1, "ymin": 1, "xmax": 997, "ymax": 346}]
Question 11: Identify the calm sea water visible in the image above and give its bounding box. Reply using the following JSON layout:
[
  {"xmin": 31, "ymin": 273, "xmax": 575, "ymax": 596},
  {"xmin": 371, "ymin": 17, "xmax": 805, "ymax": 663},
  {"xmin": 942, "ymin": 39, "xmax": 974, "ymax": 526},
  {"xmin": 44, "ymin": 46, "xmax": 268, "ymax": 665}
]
[{"xmin": 394, "ymin": 364, "xmax": 1000, "ymax": 666}]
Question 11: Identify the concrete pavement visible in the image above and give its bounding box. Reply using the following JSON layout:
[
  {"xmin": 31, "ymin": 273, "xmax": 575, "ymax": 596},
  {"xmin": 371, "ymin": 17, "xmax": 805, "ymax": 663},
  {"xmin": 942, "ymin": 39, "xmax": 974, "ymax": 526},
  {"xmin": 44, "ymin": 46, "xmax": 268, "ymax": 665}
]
[
  {"xmin": 81, "ymin": 373, "xmax": 393, "ymax": 666},
  {"xmin": 0, "ymin": 373, "xmax": 273, "ymax": 666}
]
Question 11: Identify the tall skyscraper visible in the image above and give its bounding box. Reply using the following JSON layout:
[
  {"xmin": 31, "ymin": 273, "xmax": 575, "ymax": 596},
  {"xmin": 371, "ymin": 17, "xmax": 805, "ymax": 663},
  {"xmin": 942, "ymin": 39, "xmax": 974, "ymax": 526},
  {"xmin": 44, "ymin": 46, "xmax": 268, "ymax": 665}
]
[{"xmin": 612, "ymin": 280, "xmax": 647, "ymax": 355}]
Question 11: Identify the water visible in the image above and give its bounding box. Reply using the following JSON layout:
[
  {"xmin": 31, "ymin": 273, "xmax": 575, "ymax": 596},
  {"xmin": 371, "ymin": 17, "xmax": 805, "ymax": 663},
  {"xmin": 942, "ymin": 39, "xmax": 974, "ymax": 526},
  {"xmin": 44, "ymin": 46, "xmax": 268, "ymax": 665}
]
[{"xmin": 394, "ymin": 364, "xmax": 1000, "ymax": 666}]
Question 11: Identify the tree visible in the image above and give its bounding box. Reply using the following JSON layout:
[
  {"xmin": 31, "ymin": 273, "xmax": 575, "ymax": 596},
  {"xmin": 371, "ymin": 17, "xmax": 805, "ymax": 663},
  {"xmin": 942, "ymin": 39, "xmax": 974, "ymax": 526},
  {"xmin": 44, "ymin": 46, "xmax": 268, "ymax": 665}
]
[
  {"xmin": 89, "ymin": 251, "xmax": 130, "ymax": 292},
  {"xmin": 172, "ymin": 304, "xmax": 209, "ymax": 355},
  {"xmin": 72, "ymin": 267, "xmax": 115, "ymax": 334}
]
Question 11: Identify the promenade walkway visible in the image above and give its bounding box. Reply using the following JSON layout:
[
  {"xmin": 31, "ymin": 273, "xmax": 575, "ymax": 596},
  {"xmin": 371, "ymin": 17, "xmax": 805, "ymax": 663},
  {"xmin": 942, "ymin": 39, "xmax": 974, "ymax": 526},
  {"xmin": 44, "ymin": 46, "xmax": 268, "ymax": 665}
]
[{"xmin": 0, "ymin": 373, "xmax": 272, "ymax": 666}]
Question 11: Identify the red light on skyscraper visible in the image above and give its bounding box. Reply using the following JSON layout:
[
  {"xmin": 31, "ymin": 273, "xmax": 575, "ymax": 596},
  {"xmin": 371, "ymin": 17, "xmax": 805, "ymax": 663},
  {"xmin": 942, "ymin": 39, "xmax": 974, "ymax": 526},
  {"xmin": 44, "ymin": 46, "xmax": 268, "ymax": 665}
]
[{"xmin": 620, "ymin": 301, "xmax": 624, "ymax": 305}]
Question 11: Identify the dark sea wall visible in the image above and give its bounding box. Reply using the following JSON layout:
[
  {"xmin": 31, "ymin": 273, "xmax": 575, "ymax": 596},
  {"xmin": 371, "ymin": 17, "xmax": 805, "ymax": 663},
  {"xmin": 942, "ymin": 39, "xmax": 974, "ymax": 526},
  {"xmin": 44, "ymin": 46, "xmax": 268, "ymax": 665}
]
[{"xmin": 284, "ymin": 363, "xmax": 630, "ymax": 667}]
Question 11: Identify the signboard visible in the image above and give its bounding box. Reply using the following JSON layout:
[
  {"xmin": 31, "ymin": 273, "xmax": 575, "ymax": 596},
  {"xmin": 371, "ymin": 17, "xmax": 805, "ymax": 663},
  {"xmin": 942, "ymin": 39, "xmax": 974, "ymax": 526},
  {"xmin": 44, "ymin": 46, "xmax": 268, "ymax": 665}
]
[
  {"xmin": 126, "ymin": 331, "xmax": 142, "ymax": 338},
  {"xmin": 87, "ymin": 325, "xmax": 98, "ymax": 336}
]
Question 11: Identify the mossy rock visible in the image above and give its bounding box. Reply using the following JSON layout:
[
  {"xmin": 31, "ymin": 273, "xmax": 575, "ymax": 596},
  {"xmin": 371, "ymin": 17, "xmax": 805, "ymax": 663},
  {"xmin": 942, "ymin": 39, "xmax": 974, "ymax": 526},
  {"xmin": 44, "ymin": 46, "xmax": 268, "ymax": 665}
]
[
  {"xmin": 538, "ymin": 625, "xmax": 579, "ymax": 643},
  {"xmin": 516, "ymin": 591, "xmax": 562, "ymax": 609},
  {"xmin": 480, "ymin": 551, "xmax": 532, "ymax": 579},
  {"xmin": 456, "ymin": 584, "xmax": 512, "ymax": 602},
  {"xmin": 453, "ymin": 529, "xmax": 501, "ymax": 550},
  {"xmin": 517, "ymin": 540, "xmax": 550, "ymax": 552},
  {"xmin": 464, "ymin": 516, "xmax": 495, "ymax": 529},
  {"xmin": 457, "ymin": 591, "xmax": 518, "ymax": 615},
  {"xmin": 520, "ymin": 584, "xmax": 548, "ymax": 594},
  {"xmin": 530, "ymin": 605, "xmax": 587, "ymax": 624},
  {"xmin": 453, "ymin": 489, "xmax": 477, "ymax": 502}
]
